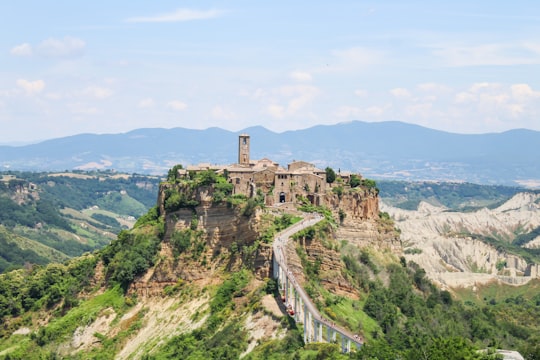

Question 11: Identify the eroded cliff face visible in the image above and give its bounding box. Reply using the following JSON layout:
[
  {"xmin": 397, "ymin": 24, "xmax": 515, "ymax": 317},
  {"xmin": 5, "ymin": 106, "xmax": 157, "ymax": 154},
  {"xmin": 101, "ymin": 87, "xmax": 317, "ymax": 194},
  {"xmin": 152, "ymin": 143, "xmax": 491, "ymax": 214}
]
[
  {"xmin": 281, "ymin": 187, "xmax": 401, "ymax": 299},
  {"xmin": 381, "ymin": 192, "xmax": 540, "ymax": 288},
  {"xmin": 130, "ymin": 182, "xmax": 399, "ymax": 298},
  {"xmin": 286, "ymin": 234, "xmax": 359, "ymax": 299},
  {"xmin": 130, "ymin": 183, "xmax": 269, "ymax": 297},
  {"xmin": 323, "ymin": 186, "xmax": 380, "ymax": 220},
  {"xmin": 325, "ymin": 187, "xmax": 401, "ymax": 252}
]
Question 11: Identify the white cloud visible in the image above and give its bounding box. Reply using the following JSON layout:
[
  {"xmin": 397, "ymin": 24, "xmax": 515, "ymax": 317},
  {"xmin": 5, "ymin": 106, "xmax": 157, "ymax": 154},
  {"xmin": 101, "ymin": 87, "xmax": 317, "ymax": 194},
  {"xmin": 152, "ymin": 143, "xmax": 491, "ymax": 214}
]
[
  {"xmin": 167, "ymin": 100, "xmax": 187, "ymax": 111},
  {"xmin": 366, "ymin": 106, "xmax": 387, "ymax": 117},
  {"xmin": 138, "ymin": 98, "xmax": 155, "ymax": 108},
  {"xmin": 255, "ymin": 84, "xmax": 320, "ymax": 119},
  {"xmin": 267, "ymin": 104, "xmax": 285, "ymax": 119},
  {"xmin": 469, "ymin": 82, "xmax": 499, "ymax": 93},
  {"xmin": 511, "ymin": 84, "xmax": 540, "ymax": 100},
  {"xmin": 37, "ymin": 37, "xmax": 85, "ymax": 57},
  {"xmin": 390, "ymin": 88, "xmax": 411, "ymax": 98},
  {"xmin": 325, "ymin": 47, "xmax": 383, "ymax": 72},
  {"xmin": 432, "ymin": 42, "xmax": 540, "ymax": 67},
  {"xmin": 444, "ymin": 83, "xmax": 540, "ymax": 131},
  {"xmin": 211, "ymin": 106, "xmax": 236, "ymax": 120},
  {"xmin": 277, "ymin": 84, "xmax": 319, "ymax": 114},
  {"xmin": 333, "ymin": 82, "xmax": 540, "ymax": 133},
  {"xmin": 417, "ymin": 83, "xmax": 451, "ymax": 93},
  {"xmin": 290, "ymin": 71, "xmax": 312, "ymax": 82},
  {"xmin": 454, "ymin": 91, "xmax": 475, "ymax": 104},
  {"xmin": 454, "ymin": 82, "xmax": 502, "ymax": 103},
  {"xmin": 251, "ymin": 88, "xmax": 266, "ymax": 99},
  {"xmin": 354, "ymin": 89, "xmax": 368, "ymax": 97},
  {"xmin": 125, "ymin": 8, "xmax": 224, "ymax": 23},
  {"xmin": 334, "ymin": 104, "xmax": 389, "ymax": 119},
  {"xmin": 335, "ymin": 106, "xmax": 362, "ymax": 118},
  {"xmin": 83, "ymin": 86, "xmax": 113, "ymax": 99},
  {"xmin": 405, "ymin": 103, "xmax": 438, "ymax": 118},
  {"xmin": 45, "ymin": 92, "xmax": 63, "ymax": 100},
  {"xmin": 69, "ymin": 103, "xmax": 98, "ymax": 115},
  {"xmin": 10, "ymin": 43, "xmax": 33, "ymax": 56},
  {"xmin": 16, "ymin": 79, "xmax": 45, "ymax": 95}
]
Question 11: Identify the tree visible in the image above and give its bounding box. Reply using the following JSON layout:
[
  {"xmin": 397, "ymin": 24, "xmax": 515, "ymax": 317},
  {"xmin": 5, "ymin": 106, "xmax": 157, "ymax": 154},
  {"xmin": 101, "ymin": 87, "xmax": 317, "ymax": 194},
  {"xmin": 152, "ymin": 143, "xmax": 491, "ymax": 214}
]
[
  {"xmin": 198, "ymin": 169, "xmax": 218, "ymax": 186},
  {"xmin": 350, "ymin": 174, "xmax": 361, "ymax": 188},
  {"xmin": 325, "ymin": 167, "xmax": 336, "ymax": 184},
  {"xmin": 362, "ymin": 178, "xmax": 377, "ymax": 189},
  {"xmin": 167, "ymin": 164, "xmax": 183, "ymax": 182}
]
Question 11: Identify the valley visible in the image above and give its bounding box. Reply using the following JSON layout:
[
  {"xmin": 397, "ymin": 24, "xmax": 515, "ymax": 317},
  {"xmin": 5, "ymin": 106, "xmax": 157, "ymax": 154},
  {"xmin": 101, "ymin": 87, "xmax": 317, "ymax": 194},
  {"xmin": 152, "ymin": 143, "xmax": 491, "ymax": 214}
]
[{"xmin": 0, "ymin": 164, "xmax": 539, "ymax": 358}]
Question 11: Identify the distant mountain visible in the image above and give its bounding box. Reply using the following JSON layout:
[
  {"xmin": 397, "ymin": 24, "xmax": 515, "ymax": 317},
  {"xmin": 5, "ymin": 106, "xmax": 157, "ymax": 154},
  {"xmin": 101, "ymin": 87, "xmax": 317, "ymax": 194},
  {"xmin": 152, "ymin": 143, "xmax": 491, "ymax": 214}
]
[{"xmin": 1, "ymin": 121, "xmax": 539, "ymax": 186}]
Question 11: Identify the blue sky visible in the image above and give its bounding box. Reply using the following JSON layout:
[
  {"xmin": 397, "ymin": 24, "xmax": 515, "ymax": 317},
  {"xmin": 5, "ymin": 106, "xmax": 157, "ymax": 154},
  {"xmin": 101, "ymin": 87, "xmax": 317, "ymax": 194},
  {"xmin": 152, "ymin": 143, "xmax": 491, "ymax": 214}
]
[{"xmin": 1, "ymin": 1, "xmax": 540, "ymax": 143}]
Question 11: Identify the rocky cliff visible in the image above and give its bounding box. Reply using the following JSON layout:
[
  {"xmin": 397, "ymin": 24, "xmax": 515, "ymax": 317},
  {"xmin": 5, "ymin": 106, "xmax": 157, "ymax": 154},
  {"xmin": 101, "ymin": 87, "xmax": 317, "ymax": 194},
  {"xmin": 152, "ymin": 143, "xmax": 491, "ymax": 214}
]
[
  {"xmin": 129, "ymin": 181, "xmax": 396, "ymax": 298},
  {"xmin": 129, "ymin": 182, "xmax": 270, "ymax": 297},
  {"xmin": 327, "ymin": 187, "xmax": 401, "ymax": 252},
  {"xmin": 279, "ymin": 186, "xmax": 400, "ymax": 299}
]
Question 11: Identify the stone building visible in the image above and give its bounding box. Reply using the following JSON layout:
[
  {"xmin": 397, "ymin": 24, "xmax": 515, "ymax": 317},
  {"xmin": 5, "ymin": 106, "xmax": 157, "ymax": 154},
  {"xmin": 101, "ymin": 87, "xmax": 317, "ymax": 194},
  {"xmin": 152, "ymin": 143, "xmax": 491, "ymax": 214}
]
[{"xmin": 179, "ymin": 134, "xmax": 360, "ymax": 206}]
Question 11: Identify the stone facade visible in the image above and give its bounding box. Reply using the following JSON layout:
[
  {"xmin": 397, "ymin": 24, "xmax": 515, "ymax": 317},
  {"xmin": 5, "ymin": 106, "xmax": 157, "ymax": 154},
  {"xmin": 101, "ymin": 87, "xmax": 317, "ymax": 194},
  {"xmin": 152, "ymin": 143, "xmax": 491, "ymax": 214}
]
[{"xmin": 179, "ymin": 134, "xmax": 359, "ymax": 207}]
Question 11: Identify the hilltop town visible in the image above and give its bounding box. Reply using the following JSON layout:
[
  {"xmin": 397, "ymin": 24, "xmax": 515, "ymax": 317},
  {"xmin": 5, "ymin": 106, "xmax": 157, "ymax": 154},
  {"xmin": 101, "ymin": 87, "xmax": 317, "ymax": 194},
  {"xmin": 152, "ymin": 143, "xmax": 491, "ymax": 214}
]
[{"xmin": 177, "ymin": 134, "xmax": 360, "ymax": 206}]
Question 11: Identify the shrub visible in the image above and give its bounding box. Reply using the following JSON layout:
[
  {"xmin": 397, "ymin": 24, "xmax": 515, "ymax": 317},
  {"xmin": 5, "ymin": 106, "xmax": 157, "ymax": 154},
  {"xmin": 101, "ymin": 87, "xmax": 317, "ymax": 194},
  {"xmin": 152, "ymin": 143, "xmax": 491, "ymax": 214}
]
[
  {"xmin": 350, "ymin": 174, "xmax": 361, "ymax": 188},
  {"xmin": 171, "ymin": 230, "xmax": 192, "ymax": 256}
]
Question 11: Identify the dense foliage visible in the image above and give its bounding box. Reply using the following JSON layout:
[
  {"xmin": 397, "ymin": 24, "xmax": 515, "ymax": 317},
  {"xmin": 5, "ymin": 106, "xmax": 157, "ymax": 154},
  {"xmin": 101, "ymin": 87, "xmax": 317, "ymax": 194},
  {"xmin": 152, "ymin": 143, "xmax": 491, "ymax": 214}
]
[
  {"xmin": 0, "ymin": 196, "xmax": 70, "ymax": 230},
  {"xmin": 101, "ymin": 227, "xmax": 163, "ymax": 290},
  {"xmin": 294, "ymin": 225, "xmax": 540, "ymax": 359},
  {"xmin": 325, "ymin": 167, "xmax": 336, "ymax": 184},
  {"xmin": 0, "ymin": 255, "xmax": 97, "ymax": 328}
]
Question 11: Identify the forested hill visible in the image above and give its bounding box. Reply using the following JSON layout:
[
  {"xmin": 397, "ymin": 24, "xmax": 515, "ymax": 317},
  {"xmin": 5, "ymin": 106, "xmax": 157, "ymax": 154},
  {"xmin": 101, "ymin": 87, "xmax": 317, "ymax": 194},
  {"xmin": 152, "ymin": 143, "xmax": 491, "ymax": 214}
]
[
  {"xmin": 1, "ymin": 121, "xmax": 539, "ymax": 186},
  {"xmin": 0, "ymin": 171, "xmax": 161, "ymax": 272},
  {"xmin": 378, "ymin": 180, "xmax": 527, "ymax": 210}
]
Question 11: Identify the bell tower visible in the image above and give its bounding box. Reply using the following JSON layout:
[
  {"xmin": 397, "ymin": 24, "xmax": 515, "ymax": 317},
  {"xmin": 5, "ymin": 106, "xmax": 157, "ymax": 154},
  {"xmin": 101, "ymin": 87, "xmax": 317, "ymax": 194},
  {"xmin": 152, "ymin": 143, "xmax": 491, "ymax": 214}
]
[{"xmin": 238, "ymin": 134, "xmax": 250, "ymax": 166}]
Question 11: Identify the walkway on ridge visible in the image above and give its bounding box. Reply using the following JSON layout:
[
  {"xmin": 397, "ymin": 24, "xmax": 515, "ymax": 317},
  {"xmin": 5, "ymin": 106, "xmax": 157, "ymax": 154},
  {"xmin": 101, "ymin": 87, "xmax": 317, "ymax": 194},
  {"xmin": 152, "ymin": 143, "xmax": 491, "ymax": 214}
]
[{"xmin": 272, "ymin": 212, "xmax": 363, "ymax": 351}]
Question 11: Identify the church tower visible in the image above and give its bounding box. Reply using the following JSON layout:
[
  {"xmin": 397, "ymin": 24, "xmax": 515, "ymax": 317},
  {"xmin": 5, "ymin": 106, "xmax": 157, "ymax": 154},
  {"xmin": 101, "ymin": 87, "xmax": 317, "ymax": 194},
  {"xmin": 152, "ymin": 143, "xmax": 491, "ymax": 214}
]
[{"xmin": 238, "ymin": 134, "xmax": 250, "ymax": 166}]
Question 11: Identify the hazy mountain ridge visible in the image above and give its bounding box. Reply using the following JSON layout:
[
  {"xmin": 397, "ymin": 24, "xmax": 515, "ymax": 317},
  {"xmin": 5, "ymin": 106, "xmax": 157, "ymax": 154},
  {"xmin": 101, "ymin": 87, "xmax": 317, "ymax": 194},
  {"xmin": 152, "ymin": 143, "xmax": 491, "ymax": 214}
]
[{"xmin": 1, "ymin": 121, "xmax": 539, "ymax": 186}]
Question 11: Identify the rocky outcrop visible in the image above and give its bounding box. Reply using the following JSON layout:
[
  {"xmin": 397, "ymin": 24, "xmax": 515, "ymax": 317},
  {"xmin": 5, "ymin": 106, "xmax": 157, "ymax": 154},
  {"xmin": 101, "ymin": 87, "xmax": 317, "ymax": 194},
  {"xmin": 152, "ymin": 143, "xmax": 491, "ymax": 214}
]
[
  {"xmin": 321, "ymin": 187, "xmax": 380, "ymax": 220},
  {"xmin": 329, "ymin": 188, "xmax": 401, "ymax": 252},
  {"xmin": 336, "ymin": 219, "xmax": 401, "ymax": 252},
  {"xmin": 130, "ymin": 183, "xmax": 267, "ymax": 297},
  {"xmin": 130, "ymin": 181, "xmax": 394, "ymax": 297},
  {"xmin": 285, "ymin": 233, "xmax": 358, "ymax": 298}
]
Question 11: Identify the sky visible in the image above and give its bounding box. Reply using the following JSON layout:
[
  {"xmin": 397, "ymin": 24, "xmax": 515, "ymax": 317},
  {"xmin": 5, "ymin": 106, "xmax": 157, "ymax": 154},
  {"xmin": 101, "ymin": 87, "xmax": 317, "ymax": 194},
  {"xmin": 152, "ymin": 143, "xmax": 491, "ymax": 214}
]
[{"xmin": 1, "ymin": 1, "xmax": 540, "ymax": 144}]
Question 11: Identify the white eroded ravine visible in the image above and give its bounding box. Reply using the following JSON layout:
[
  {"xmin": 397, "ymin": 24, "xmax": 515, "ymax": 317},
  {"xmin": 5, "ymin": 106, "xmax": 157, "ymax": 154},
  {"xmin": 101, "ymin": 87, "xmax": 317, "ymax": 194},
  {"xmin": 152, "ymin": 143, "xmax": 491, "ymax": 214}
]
[{"xmin": 381, "ymin": 192, "xmax": 540, "ymax": 288}]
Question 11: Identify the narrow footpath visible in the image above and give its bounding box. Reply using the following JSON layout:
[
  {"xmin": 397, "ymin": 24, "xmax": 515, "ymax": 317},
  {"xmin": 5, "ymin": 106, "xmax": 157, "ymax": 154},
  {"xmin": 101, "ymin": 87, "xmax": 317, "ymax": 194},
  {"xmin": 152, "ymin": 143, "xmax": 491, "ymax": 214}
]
[{"xmin": 272, "ymin": 213, "xmax": 363, "ymax": 351}]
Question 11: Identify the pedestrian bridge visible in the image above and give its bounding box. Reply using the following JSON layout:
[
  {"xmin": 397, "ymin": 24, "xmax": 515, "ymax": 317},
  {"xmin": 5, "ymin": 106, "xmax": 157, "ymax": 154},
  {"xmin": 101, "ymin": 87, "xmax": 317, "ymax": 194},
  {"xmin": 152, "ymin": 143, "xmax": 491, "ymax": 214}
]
[{"xmin": 272, "ymin": 214, "xmax": 363, "ymax": 353}]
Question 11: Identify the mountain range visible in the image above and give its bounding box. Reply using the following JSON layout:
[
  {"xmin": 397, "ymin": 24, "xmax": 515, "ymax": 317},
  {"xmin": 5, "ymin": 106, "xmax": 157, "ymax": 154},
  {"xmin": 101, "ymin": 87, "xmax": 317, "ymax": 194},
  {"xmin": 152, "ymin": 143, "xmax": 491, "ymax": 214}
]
[{"xmin": 1, "ymin": 121, "xmax": 539, "ymax": 186}]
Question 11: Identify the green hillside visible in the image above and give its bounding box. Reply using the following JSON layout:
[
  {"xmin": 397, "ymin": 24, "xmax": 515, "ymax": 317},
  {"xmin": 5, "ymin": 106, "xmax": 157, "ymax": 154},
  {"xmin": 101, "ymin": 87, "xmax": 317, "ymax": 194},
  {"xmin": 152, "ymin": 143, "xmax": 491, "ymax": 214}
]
[
  {"xmin": 0, "ymin": 171, "xmax": 161, "ymax": 272},
  {"xmin": 0, "ymin": 226, "xmax": 69, "ymax": 272},
  {"xmin": 0, "ymin": 174, "xmax": 539, "ymax": 358},
  {"xmin": 378, "ymin": 180, "xmax": 525, "ymax": 210}
]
